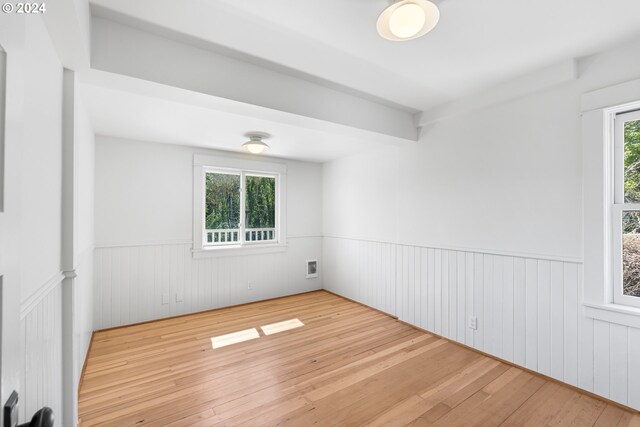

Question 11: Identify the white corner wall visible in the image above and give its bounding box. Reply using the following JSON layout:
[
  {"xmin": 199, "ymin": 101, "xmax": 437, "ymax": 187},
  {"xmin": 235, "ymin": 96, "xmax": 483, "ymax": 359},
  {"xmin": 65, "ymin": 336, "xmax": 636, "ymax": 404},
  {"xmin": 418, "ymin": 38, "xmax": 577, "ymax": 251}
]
[
  {"xmin": 72, "ymin": 93, "xmax": 95, "ymax": 403},
  {"xmin": 93, "ymin": 137, "xmax": 323, "ymax": 329},
  {"xmin": 322, "ymin": 39, "xmax": 640, "ymax": 411},
  {"xmin": 17, "ymin": 20, "xmax": 64, "ymax": 304},
  {"xmin": 0, "ymin": 13, "xmax": 97, "ymax": 425},
  {"xmin": 0, "ymin": 14, "xmax": 65, "ymax": 424},
  {"xmin": 324, "ymin": 83, "xmax": 582, "ymax": 260}
]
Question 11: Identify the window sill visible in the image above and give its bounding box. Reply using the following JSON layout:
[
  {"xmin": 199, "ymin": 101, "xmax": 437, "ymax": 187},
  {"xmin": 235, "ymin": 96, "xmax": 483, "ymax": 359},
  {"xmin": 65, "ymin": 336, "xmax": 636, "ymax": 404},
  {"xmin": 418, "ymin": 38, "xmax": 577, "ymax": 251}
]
[
  {"xmin": 583, "ymin": 302, "xmax": 640, "ymax": 328},
  {"xmin": 192, "ymin": 243, "xmax": 287, "ymax": 259}
]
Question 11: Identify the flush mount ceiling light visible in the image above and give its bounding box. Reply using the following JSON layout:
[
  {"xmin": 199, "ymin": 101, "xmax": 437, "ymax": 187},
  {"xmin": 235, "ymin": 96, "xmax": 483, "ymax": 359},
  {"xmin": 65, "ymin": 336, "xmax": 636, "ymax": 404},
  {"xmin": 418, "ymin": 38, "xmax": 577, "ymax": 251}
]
[
  {"xmin": 242, "ymin": 132, "xmax": 270, "ymax": 154},
  {"xmin": 377, "ymin": 0, "xmax": 440, "ymax": 41}
]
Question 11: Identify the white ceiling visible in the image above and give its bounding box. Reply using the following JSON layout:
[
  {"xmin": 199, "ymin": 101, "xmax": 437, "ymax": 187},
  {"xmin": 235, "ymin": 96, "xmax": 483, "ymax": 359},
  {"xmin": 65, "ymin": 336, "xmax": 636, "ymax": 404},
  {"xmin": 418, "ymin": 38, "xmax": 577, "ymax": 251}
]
[
  {"xmin": 81, "ymin": 81, "xmax": 395, "ymax": 163},
  {"xmin": 82, "ymin": 0, "xmax": 640, "ymax": 163},
  {"xmin": 90, "ymin": 0, "xmax": 640, "ymax": 111}
]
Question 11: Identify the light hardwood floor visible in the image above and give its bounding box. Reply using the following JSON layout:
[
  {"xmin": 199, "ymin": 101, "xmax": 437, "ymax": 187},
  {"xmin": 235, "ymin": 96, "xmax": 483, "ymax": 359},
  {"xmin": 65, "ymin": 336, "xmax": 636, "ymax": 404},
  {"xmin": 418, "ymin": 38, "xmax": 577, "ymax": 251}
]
[{"xmin": 79, "ymin": 290, "xmax": 640, "ymax": 426}]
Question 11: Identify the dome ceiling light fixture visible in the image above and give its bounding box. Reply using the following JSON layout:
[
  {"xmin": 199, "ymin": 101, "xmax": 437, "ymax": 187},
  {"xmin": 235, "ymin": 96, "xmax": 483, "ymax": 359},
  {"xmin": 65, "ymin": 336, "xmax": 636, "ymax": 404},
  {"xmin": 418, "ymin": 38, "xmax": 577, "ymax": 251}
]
[
  {"xmin": 377, "ymin": 0, "xmax": 440, "ymax": 41},
  {"xmin": 242, "ymin": 132, "xmax": 270, "ymax": 154}
]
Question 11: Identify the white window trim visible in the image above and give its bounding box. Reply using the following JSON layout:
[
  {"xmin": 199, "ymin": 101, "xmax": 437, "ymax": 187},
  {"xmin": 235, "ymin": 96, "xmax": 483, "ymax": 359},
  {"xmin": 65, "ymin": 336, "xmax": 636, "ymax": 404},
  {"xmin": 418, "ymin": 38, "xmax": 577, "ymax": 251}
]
[
  {"xmin": 192, "ymin": 154, "xmax": 287, "ymax": 258},
  {"xmin": 612, "ymin": 110, "xmax": 640, "ymax": 308},
  {"xmin": 582, "ymin": 77, "xmax": 640, "ymax": 326}
]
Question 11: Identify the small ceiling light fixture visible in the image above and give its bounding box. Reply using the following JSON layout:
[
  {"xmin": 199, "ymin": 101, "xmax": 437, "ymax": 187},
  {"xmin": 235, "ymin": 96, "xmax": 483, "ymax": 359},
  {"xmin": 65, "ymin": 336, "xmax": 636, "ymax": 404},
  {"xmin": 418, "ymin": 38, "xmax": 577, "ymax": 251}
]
[
  {"xmin": 377, "ymin": 0, "xmax": 440, "ymax": 41},
  {"xmin": 242, "ymin": 132, "xmax": 270, "ymax": 154}
]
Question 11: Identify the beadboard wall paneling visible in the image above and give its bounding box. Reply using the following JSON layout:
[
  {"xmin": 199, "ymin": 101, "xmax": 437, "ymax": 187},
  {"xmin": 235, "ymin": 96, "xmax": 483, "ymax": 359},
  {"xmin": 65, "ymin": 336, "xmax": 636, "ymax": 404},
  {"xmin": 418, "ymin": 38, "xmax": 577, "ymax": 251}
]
[
  {"xmin": 322, "ymin": 236, "xmax": 640, "ymax": 410},
  {"xmin": 74, "ymin": 255, "xmax": 94, "ymax": 388},
  {"xmin": 19, "ymin": 281, "xmax": 63, "ymax": 422},
  {"xmin": 94, "ymin": 237, "xmax": 322, "ymax": 330},
  {"xmin": 323, "ymin": 237, "xmax": 396, "ymax": 316}
]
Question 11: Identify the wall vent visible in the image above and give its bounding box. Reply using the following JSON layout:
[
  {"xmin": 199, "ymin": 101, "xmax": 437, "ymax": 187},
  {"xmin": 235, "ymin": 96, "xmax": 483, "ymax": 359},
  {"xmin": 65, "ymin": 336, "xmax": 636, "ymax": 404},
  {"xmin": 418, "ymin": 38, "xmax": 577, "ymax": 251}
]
[{"xmin": 306, "ymin": 260, "xmax": 318, "ymax": 279}]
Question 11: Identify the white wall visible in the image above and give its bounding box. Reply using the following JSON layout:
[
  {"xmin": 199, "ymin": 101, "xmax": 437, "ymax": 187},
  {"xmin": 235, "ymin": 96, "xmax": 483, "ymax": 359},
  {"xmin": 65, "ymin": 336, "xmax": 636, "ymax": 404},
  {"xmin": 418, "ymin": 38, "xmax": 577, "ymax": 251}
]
[
  {"xmin": 20, "ymin": 281, "xmax": 63, "ymax": 423},
  {"xmin": 0, "ymin": 14, "xmax": 65, "ymax": 425},
  {"xmin": 94, "ymin": 239, "xmax": 321, "ymax": 329},
  {"xmin": 322, "ymin": 146, "xmax": 399, "ymax": 244},
  {"xmin": 95, "ymin": 136, "xmax": 323, "ymax": 245},
  {"xmin": 72, "ymin": 93, "xmax": 94, "ymax": 408},
  {"xmin": 18, "ymin": 19, "xmax": 63, "ymax": 303},
  {"xmin": 324, "ymin": 84, "xmax": 582, "ymax": 260},
  {"xmin": 0, "ymin": 13, "xmax": 96, "ymax": 426},
  {"xmin": 75, "ymin": 96, "xmax": 95, "ymax": 263},
  {"xmin": 322, "ymin": 38, "xmax": 640, "ymax": 410},
  {"xmin": 95, "ymin": 136, "xmax": 191, "ymax": 246},
  {"xmin": 94, "ymin": 137, "xmax": 323, "ymax": 329},
  {"xmin": 401, "ymin": 83, "xmax": 582, "ymax": 259}
]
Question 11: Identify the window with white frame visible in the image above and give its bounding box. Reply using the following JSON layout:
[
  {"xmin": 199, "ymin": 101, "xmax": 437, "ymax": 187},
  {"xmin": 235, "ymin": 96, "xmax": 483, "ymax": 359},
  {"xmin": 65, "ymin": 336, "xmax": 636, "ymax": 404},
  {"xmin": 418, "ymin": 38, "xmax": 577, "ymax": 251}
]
[
  {"xmin": 582, "ymin": 80, "xmax": 640, "ymax": 325},
  {"xmin": 613, "ymin": 109, "xmax": 640, "ymax": 307},
  {"xmin": 193, "ymin": 155, "xmax": 286, "ymax": 255},
  {"xmin": 204, "ymin": 169, "xmax": 277, "ymax": 245}
]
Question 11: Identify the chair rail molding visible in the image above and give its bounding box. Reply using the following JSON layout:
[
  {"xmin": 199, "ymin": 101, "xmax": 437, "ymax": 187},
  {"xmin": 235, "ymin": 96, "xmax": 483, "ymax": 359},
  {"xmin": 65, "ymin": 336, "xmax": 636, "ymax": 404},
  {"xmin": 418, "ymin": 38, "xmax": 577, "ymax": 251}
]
[
  {"xmin": 63, "ymin": 269, "xmax": 77, "ymax": 280},
  {"xmin": 20, "ymin": 272, "xmax": 65, "ymax": 319}
]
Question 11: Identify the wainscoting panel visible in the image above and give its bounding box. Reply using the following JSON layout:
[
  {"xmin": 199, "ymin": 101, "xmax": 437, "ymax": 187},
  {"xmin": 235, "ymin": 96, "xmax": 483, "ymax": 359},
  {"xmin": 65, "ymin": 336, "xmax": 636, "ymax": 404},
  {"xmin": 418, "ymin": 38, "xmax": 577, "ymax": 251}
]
[
  {"xmin": 74, "ymin": 254, "xmax": 94, "ymax": 390},
  {"xmin": 94, "ymin": 237, "xmax": 322, "ymax": 330},
  {"xmin": 322, "ymin": 236, "xmax": 640, "ymax": 410},
  {"xmin": 19, "ymin": 279, "xmax": 63, "ymax": 422},
  {"xmin": 323, "ymin": 237, "xmax": 396, "ymax": 316}
]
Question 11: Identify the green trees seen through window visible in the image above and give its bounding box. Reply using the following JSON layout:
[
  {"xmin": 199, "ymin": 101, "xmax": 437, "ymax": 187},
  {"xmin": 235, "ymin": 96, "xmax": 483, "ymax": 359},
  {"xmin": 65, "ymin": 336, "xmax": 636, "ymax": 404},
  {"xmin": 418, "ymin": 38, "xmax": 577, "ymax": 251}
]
[
  {"xmin": 205, "ymin": 172, "xmax": 240, "ymax": 230},
  {"xmin": 205, "ymin": 172, "xmax": 276, "ymax": 231},
  {"xmin": 622, "ymin": 120, "xmax": 640, "ymax": 297},
  {"xmin": 245, "ymin": 175, "xmax": 276, "ymax": 229}
]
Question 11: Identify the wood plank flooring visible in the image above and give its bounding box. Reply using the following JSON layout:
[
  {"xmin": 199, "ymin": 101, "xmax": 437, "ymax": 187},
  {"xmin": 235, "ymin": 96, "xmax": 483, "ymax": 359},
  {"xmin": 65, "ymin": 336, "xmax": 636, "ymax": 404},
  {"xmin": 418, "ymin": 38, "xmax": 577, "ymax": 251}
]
[{"xmin": 78, "ymin": 291, "xmax": 640, "ymax": 426}]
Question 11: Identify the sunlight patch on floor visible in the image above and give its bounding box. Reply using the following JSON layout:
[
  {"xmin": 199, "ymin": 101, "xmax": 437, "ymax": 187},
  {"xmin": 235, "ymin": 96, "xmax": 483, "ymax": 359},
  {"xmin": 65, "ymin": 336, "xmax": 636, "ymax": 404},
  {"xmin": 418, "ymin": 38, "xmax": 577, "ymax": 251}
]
[
  {"xmin": 260, "ymin": 318, "xmax": 305, "ymax": 335},
  {"xmin": 211, "ymin": 328, "xmax": 260, "ymax": 349}
]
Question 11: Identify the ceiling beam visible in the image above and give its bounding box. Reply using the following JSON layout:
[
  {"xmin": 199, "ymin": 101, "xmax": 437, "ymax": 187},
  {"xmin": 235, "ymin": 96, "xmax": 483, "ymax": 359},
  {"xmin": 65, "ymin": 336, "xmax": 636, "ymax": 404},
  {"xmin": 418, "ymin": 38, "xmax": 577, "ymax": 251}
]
[
  {"xmin": 79, "ymin": 68, "xmax": 419, "ymax": 149},
  {"xmin": 42, "ymin": 0, "xmax": 91, "ymax": 70},
  {"xmin": 90, "ymin": 15, "xmax": 420, "ymax": 142}
]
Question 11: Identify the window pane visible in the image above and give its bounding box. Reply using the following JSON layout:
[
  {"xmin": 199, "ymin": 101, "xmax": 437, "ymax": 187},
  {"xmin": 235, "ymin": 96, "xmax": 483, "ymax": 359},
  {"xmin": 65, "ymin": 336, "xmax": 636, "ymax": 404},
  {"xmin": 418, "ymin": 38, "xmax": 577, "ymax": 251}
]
[
  {"xmin": 205, "ymin": 172, "xmax": 240, "ymax": 244},
  {"xmin": 245, "ymin": 175, "xmax": 276, "ymax": 242},
  {"xmin": 622, "ymin": 210, "xmax": 640, "ymax": 297},
  {"xmin": 624, "ymin": 119, "xmax": 640, "ymax": 203}
]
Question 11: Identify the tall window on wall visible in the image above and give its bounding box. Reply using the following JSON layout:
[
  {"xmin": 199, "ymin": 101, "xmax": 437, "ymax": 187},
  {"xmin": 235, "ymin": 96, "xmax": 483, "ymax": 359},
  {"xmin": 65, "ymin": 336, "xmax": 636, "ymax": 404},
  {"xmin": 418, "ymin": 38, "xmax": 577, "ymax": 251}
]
[
  {"xmin": 613, "ymin": 109, "xmax": 640, "ymax": 307},
  {"xmin": 193, "ymin": 155, "xmax": 286, "ymax": 255}
]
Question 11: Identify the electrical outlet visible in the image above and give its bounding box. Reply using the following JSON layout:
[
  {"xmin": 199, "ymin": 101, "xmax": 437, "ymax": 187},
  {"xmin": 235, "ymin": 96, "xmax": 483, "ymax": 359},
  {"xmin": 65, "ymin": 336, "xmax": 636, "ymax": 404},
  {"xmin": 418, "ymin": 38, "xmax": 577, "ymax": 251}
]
[
  {"xmin": 176, "ymin": 290, "xmax": 183, "ymax": 303},
  {"xmin": 468, "ymin": 316, "xmax": 478, "ymax": 330},
  {"xmin": 247, "ymin": 281, "xmax": 254, "ymax": 290},
  {"xmin": 162, "ymin": 293, "xmax": 170, "ymax": 305}
]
